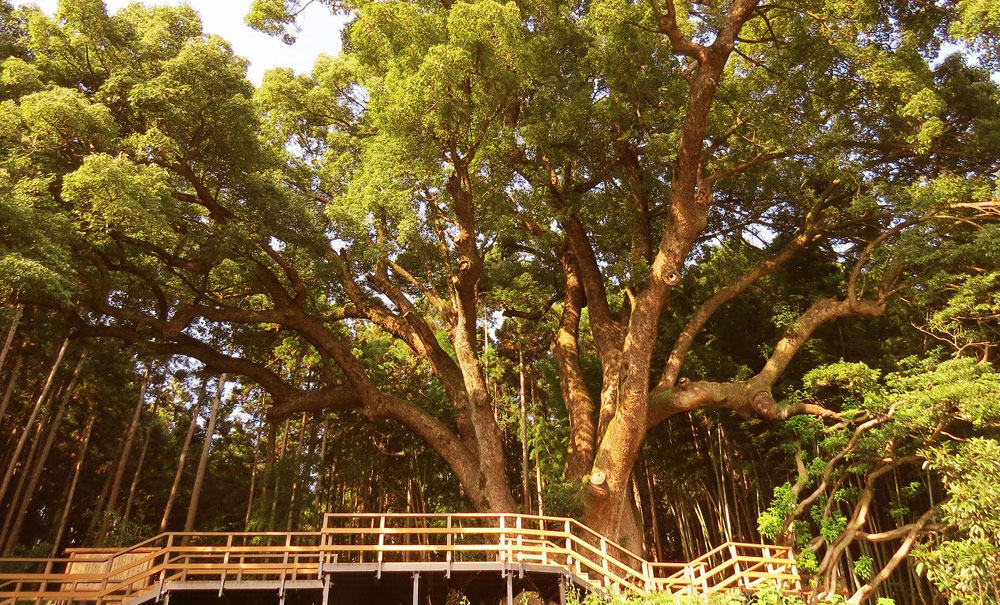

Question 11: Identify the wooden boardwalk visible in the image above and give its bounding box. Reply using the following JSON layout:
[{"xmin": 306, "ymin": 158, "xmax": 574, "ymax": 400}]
[{"xmin": 0, "ymin": 513, "xmax": 800, "ymax": 604}]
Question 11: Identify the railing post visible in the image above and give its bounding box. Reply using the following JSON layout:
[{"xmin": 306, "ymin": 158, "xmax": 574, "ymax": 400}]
[
  {"xmin": 700, "ymin": 562, "xmax": 708, "ymax": 593},
  {"xmin": 377, "ymin": 515, "xmax": 386, "ymax": 577},
  {"xmin": 284, "ymin": 532, "xmax": 292, "ymax": 582},
  {"xmin": 318, "ymin": 527, "xmax": 326, "ymax": 578},
  {"xmin": 219, "ymin": 534, "xmax": 233, "ymax": 595},
  {"xmin": 763, "ymin": 545, "xmax": 776, "ymax": 587},
  {"xmin": 97, "ymin": 554, "xmax": 113, "ymax": 604},
  {"xmin": 642, "ymin": 561, "xmax": 652, "ymax": 594},
  {"xmin": 499, "ymin": 514, "xmax": 507, "ymax": 565},
  {"xmin": 789, "ymin": 547, "xmax": 801, "ymax": 591},
  {"xmin": 446, "ymin": 514, "xmax": 453, "ymax": 577},
  {"xmin": 600, "ymin": 537, "xmax": 610, "ymax": 588},
  {"xmin": 727, "ymin": 542, "xmax": 745, "ymax": 588},
  {"xmin": 564, "ymin": 520, "xmax": 572, "ymax": 570}
]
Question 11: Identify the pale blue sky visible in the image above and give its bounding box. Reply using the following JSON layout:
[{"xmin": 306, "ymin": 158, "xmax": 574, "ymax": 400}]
[{"xmin": 12, "ymin": 0, "xmax": 349, "ymax": 84}]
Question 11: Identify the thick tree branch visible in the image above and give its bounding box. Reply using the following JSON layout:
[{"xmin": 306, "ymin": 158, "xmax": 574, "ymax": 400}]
[
  {"xmin": 658, "ymin": 227, "xmax": 818, "ymax": 389},
  {"xmin": 647, "ymin": 296, "xmax": 885, "ymax": 426},
  {"xmin": 652, "ymin": 0, "xmax": 709, "ymax": 62},
  {"xmin": 502, "ymin": 291, "xmax": 562, "ymax": 321}
]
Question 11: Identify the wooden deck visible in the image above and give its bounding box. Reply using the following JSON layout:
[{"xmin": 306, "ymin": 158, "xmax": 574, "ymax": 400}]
[{"xmin": 0, "ymin": 513, "xmax": 800, "ymax": 604}]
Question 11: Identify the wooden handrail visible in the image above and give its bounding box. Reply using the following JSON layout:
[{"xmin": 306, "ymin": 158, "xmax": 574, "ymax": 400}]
[{"xmin": 0, "ymin": 514, "xmax": 799, "ymax": 603}]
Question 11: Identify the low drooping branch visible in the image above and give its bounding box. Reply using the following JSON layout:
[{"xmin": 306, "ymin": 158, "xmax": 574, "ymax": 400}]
[
  {"xmin": 847, "ymin": 507, "xmax": 937, "ymax": 604},
  {"xmin": 818, "ymin": 455, "xmax": 924, "ymax": 593}
]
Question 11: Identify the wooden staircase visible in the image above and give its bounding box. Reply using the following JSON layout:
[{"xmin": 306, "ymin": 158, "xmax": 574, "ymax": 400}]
[{"xmin": 0, "ymin": 513, "xmax": 800, "ymax": 603}]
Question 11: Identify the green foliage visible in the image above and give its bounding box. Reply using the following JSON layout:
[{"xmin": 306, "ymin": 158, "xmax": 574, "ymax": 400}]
[
  {"xmin": 1, "ymin": 2, "xmax": 999, "ymax": 604},
  {"xmin": 820, "ymin": 512, "xmax": 846, "ymax": 544},
  {"xmin": 757, "ymin": 483, "xmax": 794, "ymax": 540},
  {"xmin": 854, "ymin": 555, "xmax": 874, "ymax": 581},
  {"xmin": 915, "ymin": 438, "xmax": 1000, "ymax": 603}
]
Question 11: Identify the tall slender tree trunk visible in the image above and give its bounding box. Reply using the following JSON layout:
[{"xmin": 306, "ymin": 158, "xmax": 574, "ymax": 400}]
[
  {"xmin": 257, "ymin": 421, "xmax": 276, "ymax": 526},
  {"xmin": 100, "ymin": 365, "xmax": 150, "ymax": 538},
  {"xmin": 286, "ymin": 412, "xmax": 307, "ymax": 532},
  {"xmin": 0, "ymin": 415, "xmax": 44, "ymax": 550},
  {"xmin": 159, "ymin": 379, "xmax": 206, "ymax": 532},
  {"xmin": 122, "ymin": 420, "xmax": 154, "ymax": 524},
  {"xmin": 0, "ymin": 356, "xmax": 23, "ymax": 430},
  {"xmin": 519, "ymin": 345, "xmax": 530, "ymax": 510},
  {"xmin": 51, "ymin": 413, "xmax": 96, "ymax": 557},
  {"xmin": 2, "ymin": 352, "xmax": 86, "ymax": 554},
  {"xmin": 184, "ymin": 374, "xmax": 225, "ymax": 533},
  {"xmin": 268, "ymin": 416, "xmax": 290, "ymax": 530},
  {"xmin": 640, "ymin": 457, "xmax": 664, "ymax": 561},
  {"xmin": 123, "ymin": 382, "xmax": 162, "ymax": 524},
  {"xmin": 0, "ymin": 337, "xmax": 68, "ymax": 509},
  {"xmin": 85, "ymin": 462, "xmax": 115, "ymax": 539},
  {"xmin": 315, "ymin": 418, "xmax": 328, "ymax": 513},
  {"xmin": 0, "ymin": 304, "xmax": 23, "ymax": 373},
  {"xmin": 245, "ymin": 423, "xmax": 263, "ymax": 528}
]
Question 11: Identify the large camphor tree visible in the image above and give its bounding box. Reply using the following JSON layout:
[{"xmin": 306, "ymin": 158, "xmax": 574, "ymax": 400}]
[{"xmin": 1, "ymin": 0, "xmax": 998, "ymax": 557}]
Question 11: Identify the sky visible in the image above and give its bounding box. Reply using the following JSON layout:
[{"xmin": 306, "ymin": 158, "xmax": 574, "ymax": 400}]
[{"xmin": 12, "ymin": 0, "xmax": 349, "ymax": 84}]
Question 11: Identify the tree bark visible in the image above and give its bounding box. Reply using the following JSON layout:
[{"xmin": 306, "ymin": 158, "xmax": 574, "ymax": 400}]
[
  {"xmin": 184, "ymin": 374, "xmax": 225, "ymax": 532},
  {"xmin": 554, "ymin": 249, "xmax": 596, "ymax": 482}
]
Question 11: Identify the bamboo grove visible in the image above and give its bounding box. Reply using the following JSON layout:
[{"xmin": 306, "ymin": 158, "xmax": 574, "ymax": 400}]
[{"xmin": 1, "ymin": 0, "xmax": 1000, "ymax": 602}]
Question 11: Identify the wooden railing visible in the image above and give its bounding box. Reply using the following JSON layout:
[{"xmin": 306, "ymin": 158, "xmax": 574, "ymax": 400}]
[{"xmin": 0, "ymin": 513, "xmax": 799, "ymax": 604}]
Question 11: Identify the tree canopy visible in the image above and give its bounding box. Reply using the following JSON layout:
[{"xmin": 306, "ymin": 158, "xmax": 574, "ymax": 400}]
[{"xmin": 0, "ymin": 0, "xmax": 998, "ymax": 601}]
